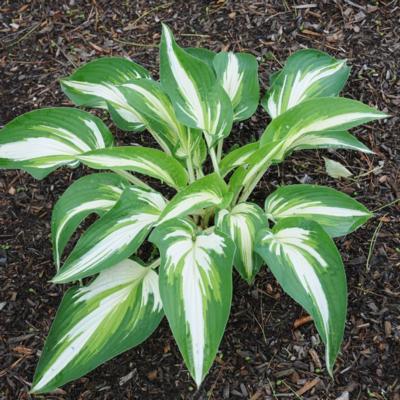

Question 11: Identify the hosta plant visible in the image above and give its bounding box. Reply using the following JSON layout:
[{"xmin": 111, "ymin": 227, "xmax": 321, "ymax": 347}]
[{"xmin": 0, "ymin": 24, "xmax": 387, "ymax": 393}]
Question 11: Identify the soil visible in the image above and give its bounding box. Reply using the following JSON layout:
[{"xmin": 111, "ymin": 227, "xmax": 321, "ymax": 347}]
[{"xmin": 0, "ymin": 1, "xmax": 399, "ymax": 399}]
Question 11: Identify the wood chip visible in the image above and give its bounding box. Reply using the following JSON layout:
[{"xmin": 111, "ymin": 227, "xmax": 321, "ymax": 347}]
[
  {"xmin": 296, "ymin": 377, "xmax": 321, "ymax": 396},
  {"xmin": 119, "ymin": 369, "xmax": 136, "ymax": 386},
  {"xmin": 250, "ymin": 390, "xmax": 263, "ymax": 400},
  {"xmin": 309, "ymin": 348, "xmax": 322, "ymax": 369},
  {"xmin": 301, "ymin": 29, "xmax": 321, "ymax": 36},
  {"xmin": 12, "ymin": 346, "xmax": 33, "ymax": 355},
  {"xmin": 384, "ymin": 320, "xmax": 392, "ymax": 337},
  {"xmin": 274, "ymin": 368, "xmax": 295, "ymax": 378},
  {"xmin": 293, "ymin": 315, "xmax": 313, "ymax": 329},
  {"xmin": 147, "ymin": 370, "xmax": 157, "ymax": 381}
]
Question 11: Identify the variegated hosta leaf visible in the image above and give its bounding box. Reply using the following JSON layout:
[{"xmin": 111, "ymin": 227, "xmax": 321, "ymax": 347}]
[
  {"xmin": 157, "ymin": 173, "xmax": 230, "ymax": 225},
  {"xmin": 160, "ymin": 24, "xmax": 233, "ymax": 147},
  {"xmin": 31, "ymin": 259, "xmax": 163, "ymax": 394},
  {"xmin": 61, "ymin": 57, "xmax": 150, "ymax": 131},
  {"xmin": 0, "ymin": 108, "xmax": 113, "ymax": 179},
  {"xmin": 52, "ymin": 173, "xmax": 128, "ymax": 269},
  {"xmin": 255, "ymin": 218, "xmax": 347, "ymax": 374},
  {"xmin": 265, "ymin": 184, "xmax": 371, "ymax": 237},
  {"xmin": 77, "ymin": 146, "xmax": 188, "ymax": 189},
  {"xmin": 120, "ymin": 79, "xmax": 207, "ymax": 161},
  {"xmin": 291, "ymin": 130, "xmax": 373, "ymax": 153},
  {"xmin": 118, "ymin": 80, "xmax": 197, "ymax": 156},
  {"xmin": 214, "ymin": 51, "xmax": 259, "ymax": 121},
  {"xmin": 260, "ymin": 97, "xmax": 387, "ymax": 151},
  {"xmin": 180, "ymin": 127, "xmax": 207, "ymax": 168},
  {"xmin": 52, "ymin": 187, "xmax": 166, "ymax": 283},
  {"xmin": 185, "ymin": 47, "xmax": 216, "ymax": 70},
  {"xmin": 226, "ymin": 141, "xmax": 286, "ymax": 205},
  {"xmin": 216, "ymin": 203, "xmax": 268, "ymax": 283},
  {"xmin": 269, "ymin": 69, "xmax": 281, "ymax": 86},
  {"xmin": 227, "ymin": 166, "xmax": 247, "ymax": 202},
  {"xmin": 149, "ymin": 219, "xmax": 235, "ymax": 386},
  {"xmin": 263, "ymin": 49, "xmax": 350, "ymax": 119},
  {"xmin": 230, "ymin": 141, "xmax": 285, "ymax": 191},
  {"xmin": 220, "ymin": 142, "xmax": 259, "ymax": 177}
]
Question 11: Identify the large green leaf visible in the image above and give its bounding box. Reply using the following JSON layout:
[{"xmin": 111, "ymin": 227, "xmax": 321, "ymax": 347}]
[
  {"xmin": 230, "ymin": 141, "xmax": 285, "ymax": 191},
  {"xmin": 157, "ymin": 173, "xmax": 230, "ymax": 225},
  {"xmin": 220, "ymin": 142, "xmax": 259, "ymax": 177},
  {"xmin": 53, "ymin": 187, "xmax": 166, "ymax": 283},
  {"xmin": 160, "ymin": 24, "xmax": 233, "ymax": 147},
  {"xmin": 230, "ymin": 99, "xmax": 384, "ymax": 199},
  {"xmin": 77, "ymin": 146, "xmax": 188, "ymax": 189},
  {"xmin": 227, "ymin": 166, "xmax": 248, "ymax": 203},
  {"xmin": 260, "ymin": 97, "xmax": 387, "ymax": 151},
  {"xmin": 175, "ymin": 127, "xmax": 207, "ymax": 167},
  {"xmin": 149, "ymin": 219, "xmax": 234, "ymax": 386},
  {"xmin": 31, "ymin": 259, "xmax": 163, "ymax": 394},
  {"xmin": 185, "ymin": 47, "xmax": 216, "ymax": 70},
  {"xmin": 262, "ymin": 49, "xmax": 350, "ymax": 119},
  {"xmin": 0, "ymin": 108, "xmax": 113, "ymax": 179},
  {"xmin": 52, "ymin": 173, "xmax": 128, "ymax": 269},
  {"xmin": 290, "ymin": 130, "xmax": 373, "ymax": 153},
  {"xmin": 255, "ymin": 218, "xmax": 347, "ymax": 374},
  {"xmin": 265, "ymin": 184, "xmax": 371, "ymax": 237},
  {"xmin": 118, "ymin": 80, "xmax": 201, "ymax": 157},
  {"xmin": 216, "ymin": 202, "xmax": 268, "ymax": 283},
  {"xmin": 61, "ymin": 57, "xmax": 150, "ymax": 131},
  {"xmin": 214, "ymin": 51, "xmax": 259, "ymax": 121}
]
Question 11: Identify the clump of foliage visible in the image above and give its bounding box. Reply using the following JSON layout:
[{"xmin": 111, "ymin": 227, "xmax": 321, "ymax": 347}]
[{"xmin": 0, "ymin": 24, "xmax": 386, "ymax": 393}]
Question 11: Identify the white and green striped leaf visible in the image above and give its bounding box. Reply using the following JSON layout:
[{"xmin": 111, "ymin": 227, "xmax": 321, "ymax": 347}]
[
  {"xmin": 157, "ymin": 173, "xmax": 230, "ymax": 225},
  {"xmin": 0, "ymin": 108, "xmax": 113, "ymax": 179},
  {"xmin": 119, "ymin": 81, "xmax": 205, "ymax": 159},
  {"xmin": 31, "ymin": 259, "xmax": 163, "ymax": 394},
  {"xmin": 214, "ymin": 52, "xmax": 259, "ymax": 121},
  {"xmin": 216, "ymin": 203, "xmax": 268, "ymax": 283},
  {"xmin": 149, "ymin": 219, "xmax": 234, "ymax": 386},
  {"xmin": 177, "ymin": 127, "xmax": 207, "ymax": 167},
  {"xmin": 119, "ymin": 80, "xmax": 184, "ymax": 154},
  {"xmin": 53, "ymin": 187, "xmax": 166, "ymax": 283},
  {"xmin": 52, "ymin": 173, "xmax": 128, "ymax": 269},
  {"xmin": 263, "ymin": 49, "xmax": 350, "ymax": 119},
  {"xmin": 227, "ymin": 166, "xmax": 248, "ymax": 202},
  {"xmin": 77, "ymin": 146, "xmax": 188, "ymax": 189},
  {"xmin": 229, "ymin": 141, "xmax": 285, "ymax": 193},
  {"xmin": 265, "ymin": 184, "xmax": 371, "ymax": 237},
  {"xmin": 260, "ymin": 97, "xmax": 387, "ymax": 151},
  {"xmin": 255, "ymin": 218, "xmax": 347, "ymax": 374},
  {"xmin": 291, "ymin": 130, "xmax": 373, "ymax": 153},
  {"xmin": 160, "ymin": 24, "xmax": 233, "ymax": 147},
  {"xmin": 118, "ymin": 80, "xmax": 181, "ymax": 154},
  {"xmin": 185, "ymin": 47, "xmax": 216, "ymax": 70},
  {"xmin": 61, "ymin": 57, "xmax": 150, "ymax": 131},
  {"xmin": 220, "ymin": 142, "xmax": 259, "ymax": 177},
  {"xmin": 231, "ymin": 99, "xmax": 383, "ymax": 193}
]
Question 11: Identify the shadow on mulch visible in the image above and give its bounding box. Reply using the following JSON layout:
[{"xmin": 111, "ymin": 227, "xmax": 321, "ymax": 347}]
[{"xmin": 0, "ymin": 1, "xmax": 399, "ymax": 399}]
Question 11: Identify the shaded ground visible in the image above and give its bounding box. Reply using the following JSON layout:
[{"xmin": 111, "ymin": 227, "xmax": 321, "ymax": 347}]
[{"xmin": 0, "ymin": 1, "xmax": 399, "ymax": 399}]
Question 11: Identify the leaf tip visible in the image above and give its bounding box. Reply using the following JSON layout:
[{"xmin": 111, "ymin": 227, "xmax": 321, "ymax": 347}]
[
  {"xmin": 29, "ymin": 381, "xmax": 42, "ymax": 395},
  {"xmin": 194, "ymin": 374, "xmax": 204, "ymax": 389},
  {"xmin": 161, "ymin": 22, "xmax": 170, "ymax": 35},
  {"xmin": 326, "ymin": 363, "xmax": 334, "ymax": 379},
  {"xmin": 50, "ymin": 274, "xmax": 64, "ymax": 284}
]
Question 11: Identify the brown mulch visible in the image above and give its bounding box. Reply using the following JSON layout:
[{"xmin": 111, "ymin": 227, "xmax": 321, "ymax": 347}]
[{"xmin": 0, "ymin": 1, "xmax": 399, "ymax": 399}]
